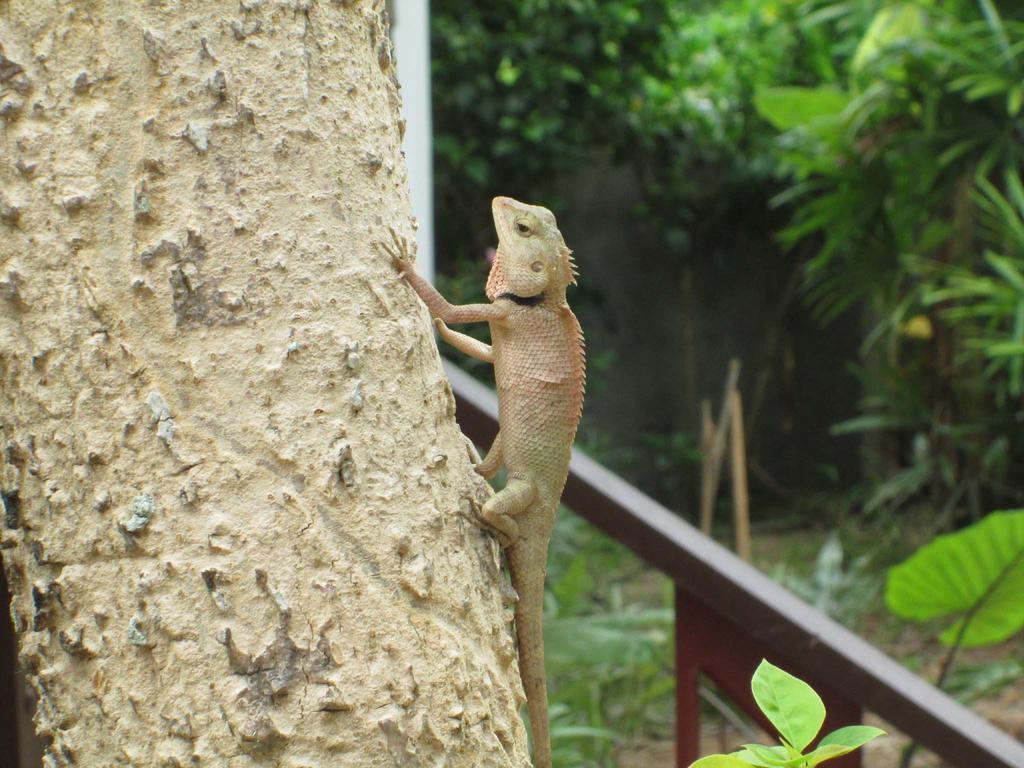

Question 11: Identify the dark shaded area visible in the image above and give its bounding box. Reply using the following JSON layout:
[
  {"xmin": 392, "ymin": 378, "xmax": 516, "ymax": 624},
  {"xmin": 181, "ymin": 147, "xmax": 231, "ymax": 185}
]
[
  {"xmin": 1, "ymin": 568, "xmax": 48, "ymax": 767},
  {"xmin": 0, "ymin": 568, "xmax": 20, "ymax": 767},
  {"xmin": 554, "ymin": 163, "xmax": 863, "ymax": 512},
  {"xmin": 3, "ymin": 492, "xmax": 19, "ymax": 530}
]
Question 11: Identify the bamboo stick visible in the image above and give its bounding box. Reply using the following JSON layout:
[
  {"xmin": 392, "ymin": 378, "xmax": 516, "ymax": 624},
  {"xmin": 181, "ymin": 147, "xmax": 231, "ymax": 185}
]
[
  {"xmin": 729, "ymin": 388, "xmax": 751, "ymax": 561},
  {"xmin": 699, "ymin": 360, "xmax": 741, "ymax": 535},
  {"xmin": 700, "ymin": 399, "xmax": 714, "ymax": 534}
]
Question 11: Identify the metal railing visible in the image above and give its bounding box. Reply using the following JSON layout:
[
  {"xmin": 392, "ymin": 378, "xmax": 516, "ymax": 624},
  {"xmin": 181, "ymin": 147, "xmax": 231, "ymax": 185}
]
[{"xmin": 444, "ymin": 360, "xmax": 1024, "ymax": 768}]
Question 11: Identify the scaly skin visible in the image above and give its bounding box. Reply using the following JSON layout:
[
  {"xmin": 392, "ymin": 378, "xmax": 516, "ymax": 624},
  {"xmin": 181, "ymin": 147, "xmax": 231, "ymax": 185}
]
[{"xmin": 377, "ymin": 197, "xmax": 584, "ymax": 768}]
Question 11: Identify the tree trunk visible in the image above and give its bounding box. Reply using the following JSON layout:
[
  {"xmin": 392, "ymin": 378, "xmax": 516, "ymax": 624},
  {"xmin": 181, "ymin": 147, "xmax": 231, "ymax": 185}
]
[{"xmin": 0, "ymin": 2, "xmax": 529, "ymax": 766}]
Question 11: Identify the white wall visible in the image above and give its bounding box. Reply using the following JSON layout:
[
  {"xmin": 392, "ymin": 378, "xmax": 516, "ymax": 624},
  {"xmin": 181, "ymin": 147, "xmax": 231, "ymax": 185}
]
[{"xmin": 390, "ymin": 0, "xmax": 435, "ymax": 282}]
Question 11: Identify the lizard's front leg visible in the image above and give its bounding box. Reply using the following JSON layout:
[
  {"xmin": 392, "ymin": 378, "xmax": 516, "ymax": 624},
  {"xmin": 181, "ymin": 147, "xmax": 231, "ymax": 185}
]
[
  {"xmin": 375, "ymin": 229, "xmax": 508, "ymax": 325},
  {"xmin": 480, "ymin": 474, "xmax": 535, "ymax": 547},
  {"xmin": 434, "ymin": 318, "xmax": 494, "ymax": 363}
]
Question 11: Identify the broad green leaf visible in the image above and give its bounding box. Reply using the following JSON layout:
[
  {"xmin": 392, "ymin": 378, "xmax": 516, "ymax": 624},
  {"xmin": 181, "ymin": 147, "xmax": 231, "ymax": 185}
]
[
  {"xmin": 739, "ymin": 744, "xmax": 791, "ymax": 765},
  {"xmin": 754, "ymin": 87, "xmax": 849, "ymax": 132},
  {"xmin": 803, "ymin": 745, "xmax": 848, "ymax": 766},
  {"xmin": 819, "ymin": 725, "xmax": 886, "ymax": 749},
  {"xmin": 729, "ymin": 750, "xmax": 762, "ymax": 765},
  {"xmin": 689, "ymin": 757, "xmax": 754, "ymax": 768},
  {"xmin": 736, "ymin": 743, "xmax": 817, "ymax": 767},
  {"xmin": 886, "ymin": 510, "xmax": 1024, "ymax": 647},
  {"xmin": 751, "ymin": 660, "xmax": 825, "ymax": 751},
  {"xmin": 802, "ymin": 726, "xmax": 886, "ymax": 764},
  {"xmin": 852, "ymin": 4, "xmax": 926, "ymax": 73}
]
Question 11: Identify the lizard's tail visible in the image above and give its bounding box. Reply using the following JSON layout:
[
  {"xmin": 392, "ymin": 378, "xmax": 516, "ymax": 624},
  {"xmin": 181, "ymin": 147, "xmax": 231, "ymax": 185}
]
[{"xmin": 507, "ymin": 541, "xmax": 552, "ymax": 768}]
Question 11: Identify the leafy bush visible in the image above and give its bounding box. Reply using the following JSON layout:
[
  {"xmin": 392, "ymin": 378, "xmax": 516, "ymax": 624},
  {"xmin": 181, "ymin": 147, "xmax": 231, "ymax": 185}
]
[
  {"xmin": 431, "ymin": 0, "xmax": 835, "ymax": 263},
  {"xmin": 433, "ymin": 0, "xmax": 1024, "ymax": 514},
  {"xmin": 756, "ymin": 0, "xmax": 1024, "ymax": 512},
  {"xmin": 431, "ymin": 0, "xmax": 668, "ymax": 258}
]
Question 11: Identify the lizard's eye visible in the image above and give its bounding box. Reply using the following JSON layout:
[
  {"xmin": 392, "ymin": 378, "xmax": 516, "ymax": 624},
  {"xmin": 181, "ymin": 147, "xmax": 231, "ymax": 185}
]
[
  {"xmin": 530, "ymin": 260, "xmax": 543, "ymax": 273},
  {"xmin": 515, "ymin": 220, "xmax": 532, "ymax": 236}
]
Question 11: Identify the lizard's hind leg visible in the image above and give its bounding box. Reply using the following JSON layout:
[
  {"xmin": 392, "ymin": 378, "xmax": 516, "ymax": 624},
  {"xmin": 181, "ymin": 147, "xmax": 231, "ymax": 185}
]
[
  {"xmin": 480, "ymin": 474, "xmax": 534, "ymax": 546},
  {"xmin": 475, "ymin": 431, "xmax": 503, "ymax": 479}
]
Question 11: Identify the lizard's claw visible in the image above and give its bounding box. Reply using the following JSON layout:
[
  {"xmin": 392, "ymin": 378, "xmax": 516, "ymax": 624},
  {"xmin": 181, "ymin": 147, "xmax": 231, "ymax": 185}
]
[
  {"xmin": 373, "ymin": 226, "xmax": 416, "ymax": 275},
  {"xmin": 481, "ymin": 515, "xmax": 517, "ymax": 549},
  {"xmin": 479, "ymin": 504, "xmax": 519, "ymax": 549}
]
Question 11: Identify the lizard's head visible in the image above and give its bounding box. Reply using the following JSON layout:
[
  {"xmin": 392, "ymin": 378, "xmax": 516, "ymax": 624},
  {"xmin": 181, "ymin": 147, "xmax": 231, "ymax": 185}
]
[{"xmin": 486, "ymin": 196, "xmax": 577, "ymax": 301}]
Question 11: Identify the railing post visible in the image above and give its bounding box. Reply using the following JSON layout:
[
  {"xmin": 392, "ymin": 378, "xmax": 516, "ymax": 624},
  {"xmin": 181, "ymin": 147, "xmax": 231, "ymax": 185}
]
[{"xmin": 676, "ymin": 585, "xmax": 700, "ymax": 767}]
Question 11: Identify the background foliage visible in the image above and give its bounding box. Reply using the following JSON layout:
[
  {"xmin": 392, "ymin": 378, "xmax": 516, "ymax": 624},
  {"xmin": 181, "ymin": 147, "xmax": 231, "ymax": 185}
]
[
  {"xmin": 757, "ymin": 0, "xmax": 1024, "ymax": 519},
  {"xmin": 432, "ymin": 0, "xmax": 1024, "ymax": 522},
  {"xmin": 430, "ymin": 0, "xmax": 1024, "ymax": 764}
]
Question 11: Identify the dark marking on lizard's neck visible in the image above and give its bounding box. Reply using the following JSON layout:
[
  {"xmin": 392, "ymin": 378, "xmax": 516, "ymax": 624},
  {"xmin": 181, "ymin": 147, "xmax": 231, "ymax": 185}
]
[{"xmin": 498, "ymin": 292, "xmax": 545, "ymax": 306}]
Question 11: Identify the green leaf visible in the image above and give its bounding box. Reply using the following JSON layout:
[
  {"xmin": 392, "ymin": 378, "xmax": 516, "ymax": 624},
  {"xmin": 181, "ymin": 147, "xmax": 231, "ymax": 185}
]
[
  {"xmin": 886, "ymin": 510, "xmax": 1024, "ymax": 647},
  {"xmin": 729, "ymin": 750, "xmax": 762, "ymax": 765},
  {"xmin": 978, "ymin": 0, "xmax": 1011, "ymax": 56},
  {"xmin": 937, "ymin": 137, "xmax": 984, "ymax": 168},
  {"xmin": 984, "ymin": 341, "xmax": 1024, "ymax": 357},
  {"xmin": 818, "ymin": 725, "xmax": 885, "ymax": 749},
  {"xmin": 830, "ymin": 414, "xmax": 916, "ymax": 435},
  {"xmin": 495, "ymin": 56, "xmax": 520, "ymax": 86},
  {"xmin": 803, "ymin": 726, "xmax": 886, "ymax": 764},
  {"xmin": 1008, "ymin": 86, "xmax": 1023, "ymax": 117},
  {"xmin": 751, "ymin": 660, "xmax": 825, "ymax": 751},
  {"xmin": 548, "ymin": 724, "xmax": 617, "ymax": 740},
  {"xmin": 1005, "ymin": 170, "xmax": 1024, "ymax": 217},
  {"xmin": 851, "ymin": 4, "xmax": 926, "ymax": 73},
  {"xmin": 805, "ymin": 746, "xmax": 849, "ymax": 766},
  {"xmin": 986, "ymin": 253, "xmax": 1024, "ymax": 295},
  {"xmin": 739, "ymin": 744, "xmax": 791, "ymax": 765},
  {"xmin": 689, "ymin": 757, "xmax": 755, "ymax": 768},
  {"xmin": 754, "ymin": 87, "xmax": 850, "ymax": 132}
]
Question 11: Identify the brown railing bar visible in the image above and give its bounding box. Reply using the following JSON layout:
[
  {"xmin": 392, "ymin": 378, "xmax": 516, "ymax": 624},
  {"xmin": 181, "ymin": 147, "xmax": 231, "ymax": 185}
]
[{"xmin": 444, "ymin": 360, "xmax": 1024, "ymax": 768}]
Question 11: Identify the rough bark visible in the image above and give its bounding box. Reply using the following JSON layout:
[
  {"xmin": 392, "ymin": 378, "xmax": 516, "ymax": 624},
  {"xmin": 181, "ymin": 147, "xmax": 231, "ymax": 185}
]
[{"xmin": 0, "ymin": 2, "xmax": 529, "ymax": 766}]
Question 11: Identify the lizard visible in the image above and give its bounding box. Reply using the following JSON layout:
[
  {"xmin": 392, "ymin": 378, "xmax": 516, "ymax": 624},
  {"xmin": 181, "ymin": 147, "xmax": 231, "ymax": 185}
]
[{"xmin": 376, "ymin": 196, "xmax": 585, "ymax": 768}]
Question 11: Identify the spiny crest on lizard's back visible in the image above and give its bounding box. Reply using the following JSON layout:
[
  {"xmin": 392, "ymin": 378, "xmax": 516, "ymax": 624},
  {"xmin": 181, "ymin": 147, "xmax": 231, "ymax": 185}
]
[
  {"xmin": 486, "ymin": 196, "xmax": 576, "ymax": 300},
  {"xmin": 567, "ymin": 309, "xmax": 586, "ymax": 431}
]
